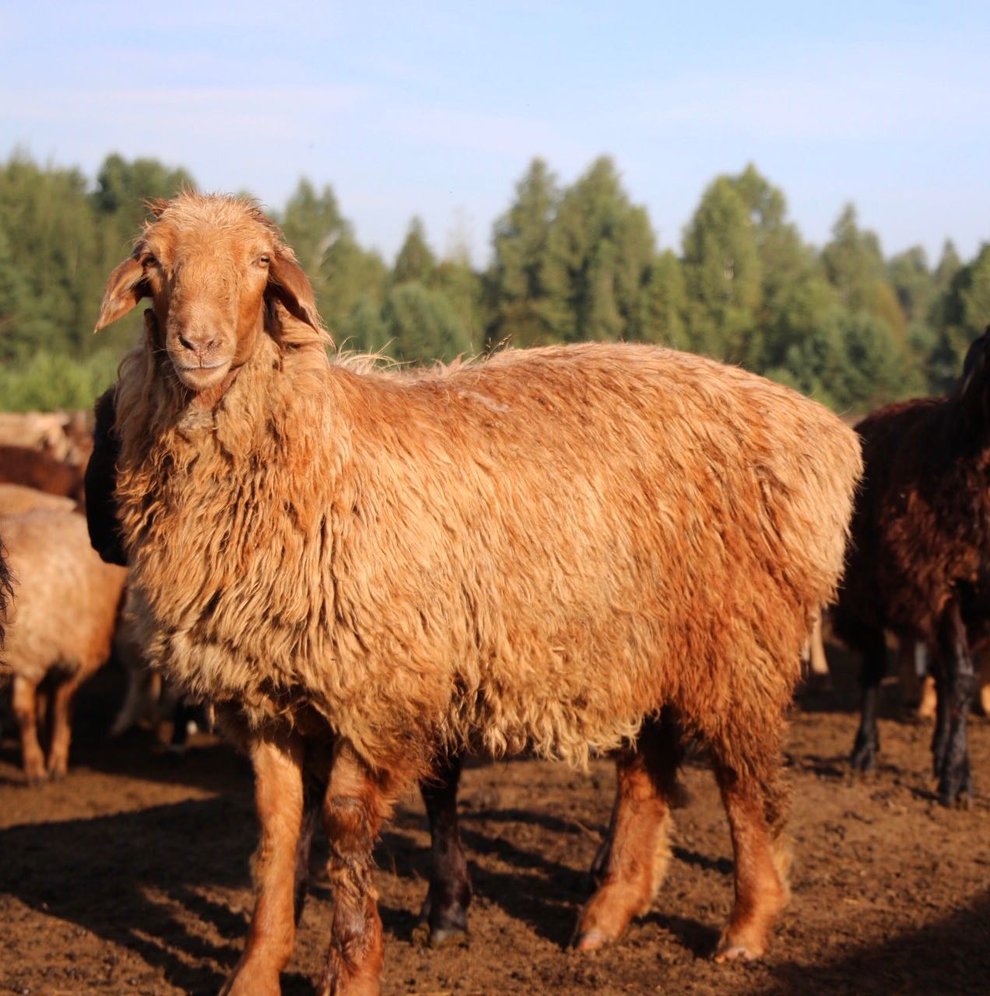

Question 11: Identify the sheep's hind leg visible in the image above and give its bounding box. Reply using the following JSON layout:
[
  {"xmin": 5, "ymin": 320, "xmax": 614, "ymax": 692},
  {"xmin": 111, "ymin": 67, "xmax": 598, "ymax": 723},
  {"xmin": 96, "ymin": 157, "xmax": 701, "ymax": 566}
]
[
  {"xmin": 318, "ymin": 741, "xmax": 394, "ymax": 996},
  {"xmin": 417, "ymin": 751, "xmax": 472, "ymax": 946},
  {"xmin": 850, "ymin": 627, "xmax": 888, "ymax": 773},
  {"xmin": 12, "ymin": 675, "xmax": 46, "ymax": 784},
  {"xmin": 47, "ymin": 669, "xmax": 85, "ymax": 779},
  {"xmin": 933, "ymin": 602, "xmax": 974, "ymax": 806},
  {"xmin": 573, "ymin": 715, "xmax": 680, "ymax": 950},
  {"xmin": 220, "ymin": 730, "xmax": 306, "ymax": 996},
  {"xmin": 710, "ymin": 728, "xmax": 790, "ymax": 962}
]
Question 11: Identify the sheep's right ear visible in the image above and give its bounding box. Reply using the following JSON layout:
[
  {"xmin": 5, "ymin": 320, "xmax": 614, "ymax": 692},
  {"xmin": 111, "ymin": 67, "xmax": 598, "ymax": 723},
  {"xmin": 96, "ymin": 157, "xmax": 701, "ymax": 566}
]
[
  {"xmin": 267, "ymin": 252, "xmax": 321, "ymax": 332},
  {"xmin": 95, "ymin": 257, "xmax": 147, "ymax": 332}
]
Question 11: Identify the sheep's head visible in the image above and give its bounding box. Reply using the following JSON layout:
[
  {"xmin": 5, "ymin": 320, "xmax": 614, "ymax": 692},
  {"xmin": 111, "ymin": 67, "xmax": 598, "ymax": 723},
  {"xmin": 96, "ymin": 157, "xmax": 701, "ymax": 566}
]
[
  {"xmin": 958, "ymin": 325, "xmax": 990, "ymax": 430},
  {"xmin": 95, "ymin": 193, "xmax": 320, "ymax": 393}
]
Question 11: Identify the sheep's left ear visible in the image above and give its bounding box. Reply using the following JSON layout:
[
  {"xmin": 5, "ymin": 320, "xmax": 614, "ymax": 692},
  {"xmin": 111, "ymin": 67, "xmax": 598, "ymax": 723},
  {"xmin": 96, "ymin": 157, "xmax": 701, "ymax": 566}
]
[
  {"xmin": 95, "ymin": 256, "xmax": 147, "ymax": 332},
  {"xmin": 267, "ymin": 251, "xmax": 321, "ymax": 332}
]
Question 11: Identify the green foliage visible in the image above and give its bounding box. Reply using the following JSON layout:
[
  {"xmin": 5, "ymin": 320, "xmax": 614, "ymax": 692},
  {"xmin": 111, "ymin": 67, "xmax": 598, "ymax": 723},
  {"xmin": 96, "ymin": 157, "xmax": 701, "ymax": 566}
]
[
  {"xmin": 381, "ymin": 282, "xmax": 472, "ymax": 364},
  {"xmin": 541, "ymin": 156, "xmax": 656, "ymax": 344},
  {"xmin": 393, "ymin": 217, "xmax": 436, "ymax": 286},
  {"xmin": 681, "ymin": 175, "xmax": 761, "ymax": 363},
  {"xmin": 928, "ymin": 243, "xmax": 990, "ymax": 391},
  {"xmin": 0, "ymin": 147, "xmax": 984, "ymax": 417},
  {"xmin": 0, "ymin": 349, "xmax": 120, "ymax": 411},
  {"xmin": 487, "ymin": 158, "xmax": 561, "ymax": 348}
]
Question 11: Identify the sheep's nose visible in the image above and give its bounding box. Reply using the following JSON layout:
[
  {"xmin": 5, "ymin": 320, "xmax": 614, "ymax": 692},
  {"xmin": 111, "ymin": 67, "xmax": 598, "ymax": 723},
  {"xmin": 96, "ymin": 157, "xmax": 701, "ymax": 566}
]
[{"xmin": 178, "ymin": 330, "xmax": 218, "ymax": 355}]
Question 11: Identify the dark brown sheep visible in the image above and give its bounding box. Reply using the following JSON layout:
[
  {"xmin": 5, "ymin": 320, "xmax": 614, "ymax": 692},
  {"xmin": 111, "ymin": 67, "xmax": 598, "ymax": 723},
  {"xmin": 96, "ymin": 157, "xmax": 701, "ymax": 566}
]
[{"xmin": 833, "ymin": 326, "xmax": 990, "ymax": 806}]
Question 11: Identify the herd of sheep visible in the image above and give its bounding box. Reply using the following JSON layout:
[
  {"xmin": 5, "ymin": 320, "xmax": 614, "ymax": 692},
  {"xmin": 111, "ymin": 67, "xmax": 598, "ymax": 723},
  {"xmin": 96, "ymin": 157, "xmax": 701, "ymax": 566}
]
[{"xmin": 0, "ymin": 193, "xmax": 987, "ymax": 995}]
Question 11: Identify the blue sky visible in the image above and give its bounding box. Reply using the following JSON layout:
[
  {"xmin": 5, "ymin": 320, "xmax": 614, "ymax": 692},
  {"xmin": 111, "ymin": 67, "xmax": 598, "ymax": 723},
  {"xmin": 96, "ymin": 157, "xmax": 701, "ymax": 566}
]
[{"xmin": 2, "ymin": 1, "xmax": 988, "ymax": 266}]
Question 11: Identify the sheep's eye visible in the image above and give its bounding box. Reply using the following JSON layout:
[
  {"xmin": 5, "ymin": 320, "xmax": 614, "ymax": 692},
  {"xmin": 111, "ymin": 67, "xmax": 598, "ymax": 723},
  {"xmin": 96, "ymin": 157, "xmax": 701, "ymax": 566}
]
[
  {"xmin": 256, "ymin": 254, "xmax": 271, "ymax": 267},
  {"xmin": 141, "ymin": 252, "xmax": 159, "ymax": 269}
]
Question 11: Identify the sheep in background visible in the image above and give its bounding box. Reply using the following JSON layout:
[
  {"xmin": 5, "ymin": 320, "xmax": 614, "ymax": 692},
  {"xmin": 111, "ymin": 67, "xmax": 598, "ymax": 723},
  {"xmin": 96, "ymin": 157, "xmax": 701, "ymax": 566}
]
[
  {"xmin": 0, "ymin": 444, "xmax": 86, "ymax": 506},
  {"xmin": 833, "ymin": 327, "xmax": 990, "ymax": 806},
  {"xmin": 0, "ymin": 411, "xmax": 86, "ymax": 463},
  {"xmin": 90, "ymin": 193, "xmax": 862, "ymax": 995},
  {"xmin": 0, "ymin": 509, "xmax": 126, "ymax": 781},
  {"xmin": 0, "ymin": 482, "xmax": 77, "ymax": 517}
]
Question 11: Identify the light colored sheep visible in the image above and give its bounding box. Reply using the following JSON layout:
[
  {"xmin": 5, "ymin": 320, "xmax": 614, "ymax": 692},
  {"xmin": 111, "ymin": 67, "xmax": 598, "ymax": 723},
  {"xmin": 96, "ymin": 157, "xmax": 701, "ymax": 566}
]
[
  {"xmin": 0, "ymin": 412, "xmax": 71, "ymax": 458},
  {"xmin": 0, "ymin": 410, "xmax": 92, "ymax": 466},
  {"xmin": 0, "ymin": 482, "xmax": 77, "ymax": 517},
  {"xmin": 91, "ymin": 193, "xmax": 862, "ymax": 995},
  {"xmin": 0, "ymin": 509, "xmax": 126, "ymax": 781}
]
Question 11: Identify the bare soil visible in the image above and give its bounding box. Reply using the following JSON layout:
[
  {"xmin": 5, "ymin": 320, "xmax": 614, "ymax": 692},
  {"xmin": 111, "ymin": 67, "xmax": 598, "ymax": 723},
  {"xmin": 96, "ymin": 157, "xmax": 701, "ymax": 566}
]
[{"xmin": 1, "ymin": 646, "xmax": 988, "ymax": 995}]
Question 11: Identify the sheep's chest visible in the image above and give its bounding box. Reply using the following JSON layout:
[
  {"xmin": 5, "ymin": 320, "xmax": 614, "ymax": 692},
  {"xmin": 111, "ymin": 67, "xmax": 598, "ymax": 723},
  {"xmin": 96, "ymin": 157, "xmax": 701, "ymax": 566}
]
[{"xmin": 120, "ymin": 426, "xmax": 332, "ymax": 713}]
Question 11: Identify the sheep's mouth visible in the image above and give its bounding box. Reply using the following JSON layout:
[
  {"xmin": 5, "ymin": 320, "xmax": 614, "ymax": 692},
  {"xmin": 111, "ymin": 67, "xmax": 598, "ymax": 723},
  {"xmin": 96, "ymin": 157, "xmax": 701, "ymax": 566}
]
[{"xmin": 171, "ymin": 359, "xmax": 233, "ymax": 391}]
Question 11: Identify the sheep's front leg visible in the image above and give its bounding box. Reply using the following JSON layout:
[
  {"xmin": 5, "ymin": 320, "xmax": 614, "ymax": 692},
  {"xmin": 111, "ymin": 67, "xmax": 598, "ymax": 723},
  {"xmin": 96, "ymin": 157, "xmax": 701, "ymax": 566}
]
[
  {"xmin": 318, "ymin": 741, "xmax": 393, "ymax": 996},
  {"xmin": 418, "ymin": 752, "xmax": 472, "ymax": 946},
  {"xmin": 12, "ymin": 675, "xmax": 46, "ymax": 784},
  {"xmin": 221, "ymin": 731, "xmax": 306, "ymax": 996},
  {"xmin": 933, "ymin": 602, "xmax": 974, "ymax": 806}
]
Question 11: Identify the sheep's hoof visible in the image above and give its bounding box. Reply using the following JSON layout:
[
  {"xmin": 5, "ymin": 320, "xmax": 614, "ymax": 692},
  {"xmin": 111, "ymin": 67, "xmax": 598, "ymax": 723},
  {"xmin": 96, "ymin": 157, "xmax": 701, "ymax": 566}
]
[
  {"xmin": 714, "ymin": 942, "xmax": 761, "ymax": 963},
  {"xmin": 572, "ymin": 927, "xmax": 612, "ymax": 952},
  {"xmin": 936, "ymin": 775, "xmax": 972, "ymax": 809},
  {"xmin": 430, "ymin": 925, "xmax": 469, "ymax": 949},
  {"xmin": 849, "ymin": 740, "xmax": 877, "ymax": 774},
  {"xmin": 412, "ymin": 920, "xmax": 468, "ymax": 950},
  {"xmin": 714, "ymin": 927, "xmax": 766, "ymax": 963},
  {"xmin": 936, "ymin": 758, "xmax": 972, "ymax": 808}
]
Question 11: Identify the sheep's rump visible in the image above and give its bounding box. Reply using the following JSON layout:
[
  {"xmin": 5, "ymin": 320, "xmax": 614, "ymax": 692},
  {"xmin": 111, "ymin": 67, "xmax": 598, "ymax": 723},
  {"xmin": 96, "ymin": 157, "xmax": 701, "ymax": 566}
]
[
  {"xmin": 119, "ymin": 342, "xmax": 861, "ymax": 771},
  {"xmin": 0, "ymin": 483, "xmax": 77, "ymax": 517},
  {"xmin": 0, "ymin": 510, "xmax": 126, "ymax": 686}
]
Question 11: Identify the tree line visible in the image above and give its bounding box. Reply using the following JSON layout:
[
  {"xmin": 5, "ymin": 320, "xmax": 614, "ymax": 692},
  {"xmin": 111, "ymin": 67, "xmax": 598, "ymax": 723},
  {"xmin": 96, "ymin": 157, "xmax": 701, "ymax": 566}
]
[{"xmin": 1, "ymin": 149, "xmax": 988, "ymax": 413}]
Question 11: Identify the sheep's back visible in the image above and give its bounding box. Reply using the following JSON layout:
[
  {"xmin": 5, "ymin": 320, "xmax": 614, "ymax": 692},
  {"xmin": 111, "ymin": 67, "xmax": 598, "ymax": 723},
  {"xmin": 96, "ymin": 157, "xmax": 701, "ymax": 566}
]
[
  {"xmin": 0, "ymin": 483, "xmax": 78, "ymax": 517},
  {"xmin": 0, "ymin": 510, "xmax": 127, "ymax": 684},
  {"xmin": 833, "ymin": 395, "xmax": 990, "ymax": 643}
]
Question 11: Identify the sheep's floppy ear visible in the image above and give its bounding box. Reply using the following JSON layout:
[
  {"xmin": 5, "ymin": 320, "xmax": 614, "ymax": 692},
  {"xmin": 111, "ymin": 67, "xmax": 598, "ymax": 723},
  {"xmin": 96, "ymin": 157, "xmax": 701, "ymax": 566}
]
[
  {"xmin": 267, "ymin": 251, "xmax": 321, "ymax": 332},
  {"xmin": 95, "ymin": 257, "xmax": 147, "ymax": 332}
]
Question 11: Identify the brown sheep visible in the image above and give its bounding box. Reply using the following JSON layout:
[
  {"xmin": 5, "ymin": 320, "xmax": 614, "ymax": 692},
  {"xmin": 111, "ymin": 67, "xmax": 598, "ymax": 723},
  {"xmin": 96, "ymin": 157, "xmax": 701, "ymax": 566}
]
[
  {"xmin": 90, "ymin": 193, "xmax": 862, "ymax": 995},
  {"xmin": 833, "ymin": 327, "xmax": 990, "ymax": 806},
  {"xmin": 0, "ymin": 444, "xmax": 86, "ymax": 506},
  {"xmin": 0, "ymin": 509, "xmax": 126, "ymax": 781}
]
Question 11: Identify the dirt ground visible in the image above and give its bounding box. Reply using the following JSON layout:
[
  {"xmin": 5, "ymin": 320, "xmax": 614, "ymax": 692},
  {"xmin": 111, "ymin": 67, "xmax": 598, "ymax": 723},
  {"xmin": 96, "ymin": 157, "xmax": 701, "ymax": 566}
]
[{"xmin": 1, "ymin": 645, "xmax": 988, "ymax": 996}]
